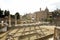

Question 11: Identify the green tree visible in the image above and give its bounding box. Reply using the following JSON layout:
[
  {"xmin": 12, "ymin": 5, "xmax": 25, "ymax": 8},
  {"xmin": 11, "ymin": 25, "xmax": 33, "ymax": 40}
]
[
  {"xmin": 10, "ymin": 15, "xmax": 15, "ymax": 19},
  {"xmin": 15, "ymin": 12, "xmax": 20, "ymax": 19},
  {"xmin": 0, "ymin": 9, "xmax": 3, "ymax": 18},
  {"xmin": 4, "ymin": 10, "xmax": 10, "ymax": 16}
]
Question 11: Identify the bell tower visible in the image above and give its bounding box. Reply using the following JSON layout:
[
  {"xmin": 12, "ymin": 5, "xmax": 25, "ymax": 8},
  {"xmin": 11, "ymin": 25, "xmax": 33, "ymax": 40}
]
[
  {"xmin": 40, "ymin": 8, "xmax": 41, "ymax": 11},
  {"xmin": 45, "ymin": 7, "xmax": 49, "ymax": 19},
  {"xmin": 45, "ymin": 7, "xmax": 49, "ymax": 12}
]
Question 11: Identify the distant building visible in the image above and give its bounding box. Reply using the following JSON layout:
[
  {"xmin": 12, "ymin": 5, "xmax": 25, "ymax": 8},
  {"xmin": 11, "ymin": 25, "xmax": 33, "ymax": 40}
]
[
  {"xmin": 35, "ymin": 7, "xmax": 49, "ymax": 21},
  {"xmin": 22, "ymin": 7, "xmax": 53, "ymax": 22},
  {"xmin": 52, "ymin": 11, "xmax": 60, "ymax": 26}
]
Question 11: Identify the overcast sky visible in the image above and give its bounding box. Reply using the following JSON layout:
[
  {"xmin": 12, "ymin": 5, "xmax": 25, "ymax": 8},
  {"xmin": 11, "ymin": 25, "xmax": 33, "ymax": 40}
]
[{"xmin": 0, "ymin": 0, "xmax": 60, "ymax": 15}]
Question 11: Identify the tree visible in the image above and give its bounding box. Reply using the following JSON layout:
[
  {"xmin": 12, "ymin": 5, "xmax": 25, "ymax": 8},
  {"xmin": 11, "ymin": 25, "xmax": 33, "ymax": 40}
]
[
  {"xmin": 10, "ymin": 14, "xmax": 15, "ymax": 19},
  {"xmin": 4, "ymin": 10, "xmax": 10, "ymax": 16},
  {"xmin": 0, "ymin": 9, "xmax": 3, "ymax": 18},
  {"xmin": 15, "ymin": 12, "xmax": 20, "ymax": 25},
  {"xmin": 15, "ymin": 12, "xmax": 20, "ymax": 19},
  {"xmin": 52, "ymin": 11, "xmax": 60, "ymax": 18}
]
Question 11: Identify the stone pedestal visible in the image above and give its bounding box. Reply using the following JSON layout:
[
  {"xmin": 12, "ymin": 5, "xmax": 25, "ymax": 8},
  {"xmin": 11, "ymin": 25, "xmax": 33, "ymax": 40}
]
[{"xmin": 54, "ymin": 27, "xmax": 60, "ymax": 40}]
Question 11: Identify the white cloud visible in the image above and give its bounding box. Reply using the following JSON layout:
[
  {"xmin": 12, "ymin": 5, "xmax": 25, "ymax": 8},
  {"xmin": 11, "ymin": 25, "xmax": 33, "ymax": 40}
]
[{"xmin": 0, "ymin": 0, "xmax": 60, "ymax": 15}]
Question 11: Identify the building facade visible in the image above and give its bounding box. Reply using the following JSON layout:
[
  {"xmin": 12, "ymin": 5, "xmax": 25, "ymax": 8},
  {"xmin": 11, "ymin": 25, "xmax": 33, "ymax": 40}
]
[
  {"xmin": 34, "ymin": 7, "xmax": 49, "ymax": 21},
  {"xmin": 22, "ymin": 7, "xmax": 53, "ymax": 22}
]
